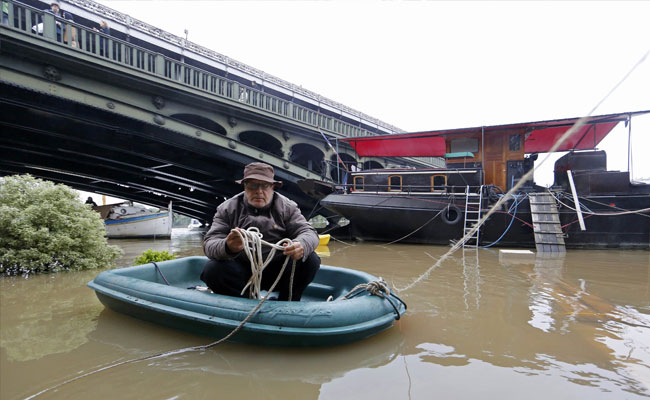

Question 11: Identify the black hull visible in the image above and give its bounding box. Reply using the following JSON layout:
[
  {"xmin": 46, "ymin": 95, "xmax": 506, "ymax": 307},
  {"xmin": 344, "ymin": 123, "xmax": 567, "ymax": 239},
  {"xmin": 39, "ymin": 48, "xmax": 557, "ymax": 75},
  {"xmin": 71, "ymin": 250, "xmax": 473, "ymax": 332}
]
[{"xmin": 321, "ymin": 193, "xmax": 650, "ymax": 250}]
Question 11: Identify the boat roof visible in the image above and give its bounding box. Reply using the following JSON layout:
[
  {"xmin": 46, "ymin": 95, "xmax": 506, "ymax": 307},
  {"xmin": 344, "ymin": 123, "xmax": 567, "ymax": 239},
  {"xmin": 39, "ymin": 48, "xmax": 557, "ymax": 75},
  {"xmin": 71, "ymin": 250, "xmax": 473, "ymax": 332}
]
[
  {"xmin": 351, "ymin": 168, "xmax": 480, "ymax": 175},
  {"xmin": 342, "ymin": 111, "xmax": 649, "ymax": 157}
]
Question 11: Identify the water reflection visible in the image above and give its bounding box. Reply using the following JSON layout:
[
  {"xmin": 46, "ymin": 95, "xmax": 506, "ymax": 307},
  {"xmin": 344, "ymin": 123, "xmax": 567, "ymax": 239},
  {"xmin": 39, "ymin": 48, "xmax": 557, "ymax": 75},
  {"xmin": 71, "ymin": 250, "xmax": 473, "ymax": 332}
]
[
  {"xmin": 1, "ymin": 234, "xmax": 649, "ymax": 399},
  {"xmin": 0, "ymin": 270, "xmax": 102, "ymax": 362},
  {"xmin": 461, "ymin": 248, "xmax": 481, "ymax": 311}
]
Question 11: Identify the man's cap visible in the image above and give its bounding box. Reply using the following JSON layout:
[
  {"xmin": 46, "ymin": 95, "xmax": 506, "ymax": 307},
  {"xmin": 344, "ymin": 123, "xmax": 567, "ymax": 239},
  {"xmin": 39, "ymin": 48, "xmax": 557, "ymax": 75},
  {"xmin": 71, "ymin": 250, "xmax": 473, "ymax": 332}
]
[{"xmin": 235, "ymin": 162, "xmax": 282, "ymax": 186}]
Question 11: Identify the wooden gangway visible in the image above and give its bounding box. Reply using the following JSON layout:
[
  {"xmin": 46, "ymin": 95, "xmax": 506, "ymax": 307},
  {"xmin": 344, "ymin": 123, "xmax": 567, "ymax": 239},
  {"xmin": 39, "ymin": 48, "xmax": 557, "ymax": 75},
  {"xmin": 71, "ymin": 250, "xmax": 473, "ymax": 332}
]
[{"xmin": 528, "ymin": 193, "xmax": 566, "ymax": 253}]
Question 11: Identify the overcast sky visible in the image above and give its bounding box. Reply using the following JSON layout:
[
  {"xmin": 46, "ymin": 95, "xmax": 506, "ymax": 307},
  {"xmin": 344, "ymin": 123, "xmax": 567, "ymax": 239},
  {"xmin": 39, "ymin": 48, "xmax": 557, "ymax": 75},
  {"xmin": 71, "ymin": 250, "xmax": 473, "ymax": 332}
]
[{"xmin": 91, "ymin": 0, "xmax": 650, "ymax": 186}]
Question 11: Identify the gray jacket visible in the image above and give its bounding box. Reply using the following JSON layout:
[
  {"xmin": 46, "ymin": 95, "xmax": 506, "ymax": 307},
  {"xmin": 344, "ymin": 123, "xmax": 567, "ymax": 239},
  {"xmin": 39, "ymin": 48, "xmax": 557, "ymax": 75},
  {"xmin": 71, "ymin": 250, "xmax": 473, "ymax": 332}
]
[{"xmin": 203, "ymin": 191, "xmax": 319, "ymax": 261}]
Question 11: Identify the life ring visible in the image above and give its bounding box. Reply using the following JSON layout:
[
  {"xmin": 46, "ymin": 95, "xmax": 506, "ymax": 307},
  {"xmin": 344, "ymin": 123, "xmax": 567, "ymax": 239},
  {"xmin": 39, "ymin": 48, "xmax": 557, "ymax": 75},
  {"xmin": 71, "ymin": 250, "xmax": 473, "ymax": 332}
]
[
  {"xmin": 441, "ymin": 205, "xmax": 462, "ymax": 225},
  {"xmin": 119, "ymin": 208, "xmax": 127, "ymax": 215}
]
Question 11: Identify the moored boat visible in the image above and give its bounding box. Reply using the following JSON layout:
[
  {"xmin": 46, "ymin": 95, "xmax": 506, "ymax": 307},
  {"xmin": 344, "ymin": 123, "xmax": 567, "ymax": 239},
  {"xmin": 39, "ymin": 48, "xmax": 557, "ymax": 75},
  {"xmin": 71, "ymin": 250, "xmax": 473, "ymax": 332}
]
[
  {"xmin": 316, "ymin": 111, "xmax": 650, "ymax": 250},
  {"xmin": 87, "ymin": 256, "xmax": 406, "ymax": 346},
  {"xmin": 94, "ymin": 201, "xmax": 172, "ymax": 238},
  {"xmin": 187, "ymin": 219, "xmax": 205, "ymax": 231}
]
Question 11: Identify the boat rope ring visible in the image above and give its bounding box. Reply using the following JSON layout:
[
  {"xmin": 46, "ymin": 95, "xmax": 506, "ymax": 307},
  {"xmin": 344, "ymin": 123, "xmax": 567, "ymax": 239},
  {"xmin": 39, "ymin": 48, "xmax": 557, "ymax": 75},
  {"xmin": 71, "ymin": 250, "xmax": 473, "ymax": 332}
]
[{"xmin": 442, "ymin": 205, "xmax": 461, "ymax": 225}]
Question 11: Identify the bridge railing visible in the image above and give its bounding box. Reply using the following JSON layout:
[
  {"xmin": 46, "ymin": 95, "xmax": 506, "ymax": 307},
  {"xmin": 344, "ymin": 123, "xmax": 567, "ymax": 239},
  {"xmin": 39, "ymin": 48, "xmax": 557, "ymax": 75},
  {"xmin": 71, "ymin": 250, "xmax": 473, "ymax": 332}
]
[{"xmin": 2, "ymin": 0, "xmax": 371, "ymax": 140}]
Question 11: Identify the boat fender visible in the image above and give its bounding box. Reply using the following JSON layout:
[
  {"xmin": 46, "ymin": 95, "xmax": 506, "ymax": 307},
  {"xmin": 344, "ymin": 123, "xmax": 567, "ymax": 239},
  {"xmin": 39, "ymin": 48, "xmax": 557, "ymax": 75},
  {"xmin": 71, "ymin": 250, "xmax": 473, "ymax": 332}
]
[{"xmin": 442, "ymin": 205, "xmax": 461, "ymax": 225}]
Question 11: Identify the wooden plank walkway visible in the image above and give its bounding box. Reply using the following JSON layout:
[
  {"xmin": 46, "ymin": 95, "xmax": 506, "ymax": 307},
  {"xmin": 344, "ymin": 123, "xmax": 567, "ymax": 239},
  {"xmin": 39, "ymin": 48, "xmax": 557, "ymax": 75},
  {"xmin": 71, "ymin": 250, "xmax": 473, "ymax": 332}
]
[{"xmin": 528, "ymin": 193, "xmax": 566, "ymax": 254}]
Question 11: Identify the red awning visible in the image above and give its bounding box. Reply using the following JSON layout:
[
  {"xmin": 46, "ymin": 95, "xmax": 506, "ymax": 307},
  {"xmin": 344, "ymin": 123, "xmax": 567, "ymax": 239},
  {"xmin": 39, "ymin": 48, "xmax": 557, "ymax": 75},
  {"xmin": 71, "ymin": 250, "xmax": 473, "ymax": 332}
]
[
  {"xmin": 345, "ymin": 133, "xmax": 446, "ymax": 157},
  {"xmin": 341, "ymin": 111, "xmax": 648, "ymax": 157}
]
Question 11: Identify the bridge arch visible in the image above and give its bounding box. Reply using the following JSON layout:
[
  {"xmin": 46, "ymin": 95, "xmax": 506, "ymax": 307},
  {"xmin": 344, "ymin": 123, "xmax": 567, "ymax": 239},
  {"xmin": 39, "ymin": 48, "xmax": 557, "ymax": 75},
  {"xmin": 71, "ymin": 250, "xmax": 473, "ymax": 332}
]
[
  {"xmin": 329, "ymin": 153, "xmax": 357, "ymax": 181},
  {"xmin": 238, "ymin": 130, "xmax": 284, "ymax": 158},
  {"xmin": 171, "ymin": 113, "xmax": 227, "ymax": 135},
  {"xmin": 289, "ymin": 143, "xmax": 325, "ymax": 175},
  {"xmin": 363, "ymin": 160, "xmax": 384, "ymax": 170}
]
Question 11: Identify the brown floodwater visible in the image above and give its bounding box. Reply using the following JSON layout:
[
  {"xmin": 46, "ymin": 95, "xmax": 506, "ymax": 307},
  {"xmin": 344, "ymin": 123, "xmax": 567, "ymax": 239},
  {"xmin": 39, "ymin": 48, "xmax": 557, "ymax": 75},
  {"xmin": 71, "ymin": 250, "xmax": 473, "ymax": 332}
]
[{"xmin": 1, "ymin": 229, "xmax": 649, "ymax": 399}]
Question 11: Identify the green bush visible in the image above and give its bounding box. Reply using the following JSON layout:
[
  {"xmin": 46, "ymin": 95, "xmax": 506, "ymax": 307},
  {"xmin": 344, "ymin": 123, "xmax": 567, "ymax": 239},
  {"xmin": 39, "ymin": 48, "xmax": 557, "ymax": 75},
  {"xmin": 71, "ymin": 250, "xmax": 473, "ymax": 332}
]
[
  {"xmin": 134, "ymin": 249, "xmax": 176, "ymax": 266},
  {"xmin": 0, "ymin": 175, "xmax": 123, "ymax": 276}
]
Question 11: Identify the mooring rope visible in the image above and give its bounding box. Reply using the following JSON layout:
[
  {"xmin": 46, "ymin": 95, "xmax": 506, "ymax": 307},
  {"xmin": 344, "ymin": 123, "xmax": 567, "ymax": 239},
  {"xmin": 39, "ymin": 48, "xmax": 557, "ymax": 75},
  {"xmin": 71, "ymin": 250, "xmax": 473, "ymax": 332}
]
[
  {"xmin": 395, "ymin": 47, "xmax": 650, "ymax": 294},
  {"xmin": 548, "ymin": 189, "xmax": 650, "ymax": 218},
  {"xmin": 384, "ymin": 208, "xmax": 445, "ymax": 245}
]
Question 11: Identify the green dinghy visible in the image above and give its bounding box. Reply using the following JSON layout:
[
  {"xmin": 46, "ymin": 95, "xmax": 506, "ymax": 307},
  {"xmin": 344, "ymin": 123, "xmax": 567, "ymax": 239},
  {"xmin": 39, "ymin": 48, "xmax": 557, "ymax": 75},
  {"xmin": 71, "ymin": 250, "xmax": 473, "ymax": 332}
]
[{"xmin": 88, "ymin": 256, "xmax": 406, "ymax": 346}]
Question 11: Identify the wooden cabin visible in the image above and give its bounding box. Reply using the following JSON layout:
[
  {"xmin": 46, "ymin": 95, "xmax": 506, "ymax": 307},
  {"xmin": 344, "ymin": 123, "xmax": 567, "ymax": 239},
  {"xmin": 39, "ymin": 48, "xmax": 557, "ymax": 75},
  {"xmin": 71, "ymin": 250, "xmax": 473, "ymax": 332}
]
[
  {"xmin": 443, "ymin": 129, "xmax": 529, "ymax": 191},
  {"xmin": 341, "ymin": 112, "xmax": 636, "ymax": 193}
]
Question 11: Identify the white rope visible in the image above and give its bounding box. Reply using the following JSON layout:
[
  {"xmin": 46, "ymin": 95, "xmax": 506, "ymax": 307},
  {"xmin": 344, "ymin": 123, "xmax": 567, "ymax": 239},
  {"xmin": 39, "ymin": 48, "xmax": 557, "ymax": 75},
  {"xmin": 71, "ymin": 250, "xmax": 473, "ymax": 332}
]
[
  {"xmin": 233, "ymin": 227, "xmax": 295, "ymax": 300},
  {"xmin": 548, "ymin": 190, "xmax": 650, "ymax": 218},
  {"xmin": 343, "ymin": 278, "xmax": 391, "ymax": 299}
]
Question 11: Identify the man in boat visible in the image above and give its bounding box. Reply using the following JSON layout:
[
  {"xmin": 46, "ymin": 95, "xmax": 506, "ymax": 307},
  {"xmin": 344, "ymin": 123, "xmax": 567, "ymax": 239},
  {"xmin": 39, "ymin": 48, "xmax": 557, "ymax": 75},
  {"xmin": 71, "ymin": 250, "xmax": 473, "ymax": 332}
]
[{"xmin": 201, "ymin": 162, "xmax": 320, "ymax": 301}]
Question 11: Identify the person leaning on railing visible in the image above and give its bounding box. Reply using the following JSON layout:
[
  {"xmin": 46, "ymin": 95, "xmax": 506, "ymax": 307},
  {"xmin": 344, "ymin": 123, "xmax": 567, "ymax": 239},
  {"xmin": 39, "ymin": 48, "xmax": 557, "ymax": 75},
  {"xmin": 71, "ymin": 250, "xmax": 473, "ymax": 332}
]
[
  {"xmin": 46, "ymin": 1, "xmax": 75, "ymax": 46},
  {"xmin": 92, "ymin": 20, "xmax": 110, "ymax": 56}
]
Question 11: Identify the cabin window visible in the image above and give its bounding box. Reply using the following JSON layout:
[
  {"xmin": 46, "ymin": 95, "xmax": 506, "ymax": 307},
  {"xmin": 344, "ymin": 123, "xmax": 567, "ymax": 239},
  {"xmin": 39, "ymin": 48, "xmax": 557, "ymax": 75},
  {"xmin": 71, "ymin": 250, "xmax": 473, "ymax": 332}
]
[
  {"xmin": 431, "ymin": 175, "xmax": 447, "ymax": 192},
  {"xmin": 509, "ymin": 134, "xmax": 521, "ymax": 151},
  {"xmin": 388, "ymin": 175, "xmax": 402, "ymax": 191},
  {"xmin": 450, "ymin": 137, "xmax": 479, "ymax": 153},
  {"xmin": 353, "ymin": 176, "xmax": 364, "ymax": 191},
  {"xmin": 450, "ymin": 138, "xmax": 478, "ymax": 153}
]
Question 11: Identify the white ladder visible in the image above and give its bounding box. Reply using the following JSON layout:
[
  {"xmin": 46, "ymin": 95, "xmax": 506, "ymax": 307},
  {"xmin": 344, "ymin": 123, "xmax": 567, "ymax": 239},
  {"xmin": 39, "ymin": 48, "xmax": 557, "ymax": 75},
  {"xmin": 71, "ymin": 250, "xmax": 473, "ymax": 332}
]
[{"xmin": 463, "ymin": 185, "xmax": 484, "ymax": 248}]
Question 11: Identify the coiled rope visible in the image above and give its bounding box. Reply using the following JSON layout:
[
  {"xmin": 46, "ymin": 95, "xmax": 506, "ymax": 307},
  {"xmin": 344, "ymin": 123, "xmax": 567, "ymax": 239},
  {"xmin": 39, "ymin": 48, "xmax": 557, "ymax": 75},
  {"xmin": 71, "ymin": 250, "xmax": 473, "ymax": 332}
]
[{"xmin": 233, "ymin": 227, "xmax": 297, "ymax": 300}]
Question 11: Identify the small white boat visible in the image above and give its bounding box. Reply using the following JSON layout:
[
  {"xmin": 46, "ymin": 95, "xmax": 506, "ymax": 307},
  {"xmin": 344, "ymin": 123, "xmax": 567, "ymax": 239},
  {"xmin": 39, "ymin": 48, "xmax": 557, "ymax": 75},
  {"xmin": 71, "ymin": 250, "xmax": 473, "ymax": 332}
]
[
  {"xmin": 95, "ymin": 201, "xmax": 172, "ymax": 238},
  {"xmin": 187, "ymin": 219, "xmax": 203, "ymax": 230}
]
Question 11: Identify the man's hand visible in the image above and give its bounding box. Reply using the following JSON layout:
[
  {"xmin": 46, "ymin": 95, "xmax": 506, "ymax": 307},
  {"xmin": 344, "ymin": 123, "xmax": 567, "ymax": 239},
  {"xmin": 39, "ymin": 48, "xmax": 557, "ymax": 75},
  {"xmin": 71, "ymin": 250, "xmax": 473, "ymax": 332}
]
[
  {"xmin": 225, "ymin": 228, "xmax": 245, "ymax": 254},
  {"xmin": 283, "ymin": 241, "xmax": 304, "ymax": 261}
]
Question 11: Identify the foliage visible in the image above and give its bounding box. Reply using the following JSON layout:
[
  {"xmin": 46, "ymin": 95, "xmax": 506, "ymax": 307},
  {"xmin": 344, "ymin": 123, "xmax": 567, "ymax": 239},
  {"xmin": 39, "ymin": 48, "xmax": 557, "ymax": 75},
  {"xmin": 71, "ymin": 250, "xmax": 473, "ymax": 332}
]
[
  {"xmin": 0, "ymin": 175, "xmax": 123, "ymax": 276},
  {"xmin": 134, "ymin": 249, "xmax": 176, "ymax": 266}
]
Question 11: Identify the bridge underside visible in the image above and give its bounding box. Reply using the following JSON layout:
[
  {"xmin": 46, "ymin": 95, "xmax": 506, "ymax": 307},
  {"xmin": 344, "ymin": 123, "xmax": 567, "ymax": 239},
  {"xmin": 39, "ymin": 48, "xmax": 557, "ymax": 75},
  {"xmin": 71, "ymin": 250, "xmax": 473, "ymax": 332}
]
[{"xmin": 0, "ymin": 82, "xmax": 332, "ymax": 225}]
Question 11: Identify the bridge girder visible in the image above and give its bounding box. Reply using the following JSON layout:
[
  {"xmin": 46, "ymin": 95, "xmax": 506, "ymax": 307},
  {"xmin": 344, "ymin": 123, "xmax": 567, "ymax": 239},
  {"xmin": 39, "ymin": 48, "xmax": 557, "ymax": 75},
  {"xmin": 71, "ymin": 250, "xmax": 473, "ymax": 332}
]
[
  {"xmin": 0, "ymin": 19, "xmax": 416, "ymax": 228},
  {"xmin": 0, "ymin": 81, "xmax": 339, "ymax": 225}
]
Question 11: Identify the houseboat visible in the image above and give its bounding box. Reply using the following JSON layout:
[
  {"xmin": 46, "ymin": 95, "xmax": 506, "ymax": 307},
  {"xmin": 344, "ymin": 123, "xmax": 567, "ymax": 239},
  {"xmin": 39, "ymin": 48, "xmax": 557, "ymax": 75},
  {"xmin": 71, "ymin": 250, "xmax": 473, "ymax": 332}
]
[{"xmin": 317, "ymin": 111, "xmax": 650, "ymax": 250}]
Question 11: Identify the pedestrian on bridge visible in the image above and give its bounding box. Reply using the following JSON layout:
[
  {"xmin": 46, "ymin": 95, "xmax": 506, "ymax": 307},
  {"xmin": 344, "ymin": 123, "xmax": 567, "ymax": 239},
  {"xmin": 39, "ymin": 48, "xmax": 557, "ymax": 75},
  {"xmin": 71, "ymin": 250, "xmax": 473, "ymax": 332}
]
[
  {"xmin": 93, "ymin": 20, "xmax": 110, "ymax": 57},
  {"xmin": 201, "ymin": 162, "xmax": 320, "ymax": 301},
  {"xmin": 47, "ymin": 1, "xmax": 75, "ymax": 45}
]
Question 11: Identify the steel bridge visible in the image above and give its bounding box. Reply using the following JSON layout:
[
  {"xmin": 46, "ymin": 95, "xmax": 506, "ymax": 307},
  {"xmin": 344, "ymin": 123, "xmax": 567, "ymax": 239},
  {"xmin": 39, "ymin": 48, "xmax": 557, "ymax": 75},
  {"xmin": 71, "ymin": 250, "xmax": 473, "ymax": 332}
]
[{"xmin": 0, "ymin": 0, "xmax": 440, "ymax": 225}]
